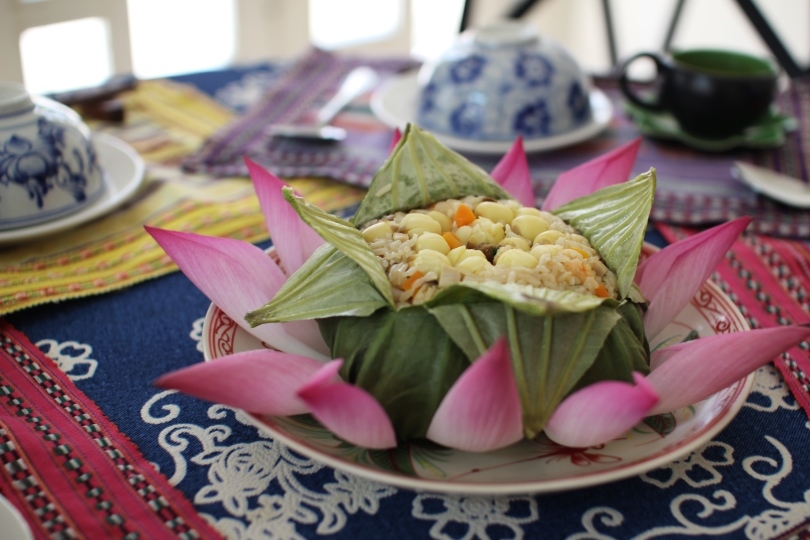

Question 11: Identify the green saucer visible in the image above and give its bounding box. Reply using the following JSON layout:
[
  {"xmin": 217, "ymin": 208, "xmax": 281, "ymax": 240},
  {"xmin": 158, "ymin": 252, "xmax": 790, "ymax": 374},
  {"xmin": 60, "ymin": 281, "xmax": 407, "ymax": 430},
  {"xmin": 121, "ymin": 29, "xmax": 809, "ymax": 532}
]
[{"xmin": 623, "ymin": 102, "xmax": 797, "ymax": 152}]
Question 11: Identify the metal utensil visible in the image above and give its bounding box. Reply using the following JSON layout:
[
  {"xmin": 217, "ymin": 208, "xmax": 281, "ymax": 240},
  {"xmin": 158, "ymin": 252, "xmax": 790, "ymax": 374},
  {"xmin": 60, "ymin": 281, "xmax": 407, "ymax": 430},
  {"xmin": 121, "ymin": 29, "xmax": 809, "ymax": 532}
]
[{"xmin": 270, "ymin": 66, "xmax": 379, "ymax": 142}]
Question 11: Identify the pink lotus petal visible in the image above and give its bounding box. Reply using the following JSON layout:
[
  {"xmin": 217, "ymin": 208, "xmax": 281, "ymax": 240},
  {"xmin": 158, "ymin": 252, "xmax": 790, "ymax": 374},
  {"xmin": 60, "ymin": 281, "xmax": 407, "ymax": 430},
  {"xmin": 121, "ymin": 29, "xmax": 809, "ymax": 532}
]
[
  {"xmin": 648, "ymin": 324, "xmax": 810, "ymax": 415},
  {"xmin": 490, "ymin": 137, "xmax": 535, "ymax": 207},
  {"xmin": 636, "ymin": 217, "xmax": 752, "ymax": 339},
  {"xmin": 146, "ymin": 226, "xmax": 328, "ymax": 359},
  {"xmin": 541, "ymin": 138, "xmax": 643, "ymax": 211},
  {"xmin": 544, "ymin": 373, "xmax": 659, "ymax": 448},
  {"xmin": 426, "ymin": 339, "xmax": 523, "ymax": 452},
  {"xmin": 155, "ymin": 350, "xmax": 323, "ymax": 416},
  {"xmin": 244, "ymin": 157, "xmax": 324, "ymax": 275},
  {"xmin": 388, "ymin": 128, "xmax": 402, "ymax": 153},
  {"xmin": 297, "ymin": 360, "xmax": 397, "ymax": 449}
]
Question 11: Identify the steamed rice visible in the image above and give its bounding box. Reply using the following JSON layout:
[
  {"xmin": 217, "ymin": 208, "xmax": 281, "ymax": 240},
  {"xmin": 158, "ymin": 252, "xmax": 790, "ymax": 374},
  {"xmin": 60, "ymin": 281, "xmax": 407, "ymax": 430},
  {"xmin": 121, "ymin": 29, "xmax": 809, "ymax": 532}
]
[{"xmin": 361, "ymin": 196, "xmax": 619, "ymax": 307}]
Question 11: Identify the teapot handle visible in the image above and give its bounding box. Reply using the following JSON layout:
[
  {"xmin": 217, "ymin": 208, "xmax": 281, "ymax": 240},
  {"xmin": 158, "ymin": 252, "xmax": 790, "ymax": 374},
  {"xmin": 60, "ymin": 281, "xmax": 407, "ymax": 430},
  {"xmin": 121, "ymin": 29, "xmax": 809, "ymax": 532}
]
[{"xmin": 619, "ymin": 52, "xmax": 670, "ymax": 112}]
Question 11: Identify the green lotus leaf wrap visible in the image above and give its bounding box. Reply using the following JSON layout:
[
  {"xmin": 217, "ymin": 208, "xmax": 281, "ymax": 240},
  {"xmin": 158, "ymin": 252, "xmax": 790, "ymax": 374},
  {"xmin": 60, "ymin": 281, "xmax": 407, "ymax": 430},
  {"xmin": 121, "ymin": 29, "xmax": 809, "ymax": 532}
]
[
  {"xmin": 352, "ymin": 124, "xmax": 511, "ymax": 226},
  {"xmin": 247, "ymin": 124, "xmax": 656, "ymax": 441},
  {"xmin": 552, "ymin": 170, "xmax": 656, "ymax": 298}
]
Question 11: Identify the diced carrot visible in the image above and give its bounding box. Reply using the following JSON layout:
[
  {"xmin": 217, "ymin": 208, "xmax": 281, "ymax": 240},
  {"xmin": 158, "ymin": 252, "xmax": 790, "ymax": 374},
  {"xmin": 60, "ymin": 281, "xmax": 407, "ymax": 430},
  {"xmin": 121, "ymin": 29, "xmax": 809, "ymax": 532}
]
[
  {"xmin": 595, "ymin": 284, "xmax": 610, "ymax": 298},
  {"xmin": 442, "ymin": 232, "xmax": 463, "ymax": 250},
  {"xmin": 454, "ymin": 204, "xmax": 476, "ymax": 227},
  {"xmin": 402, "ymin": 271, "xmax": 425, "ymax": 291}
]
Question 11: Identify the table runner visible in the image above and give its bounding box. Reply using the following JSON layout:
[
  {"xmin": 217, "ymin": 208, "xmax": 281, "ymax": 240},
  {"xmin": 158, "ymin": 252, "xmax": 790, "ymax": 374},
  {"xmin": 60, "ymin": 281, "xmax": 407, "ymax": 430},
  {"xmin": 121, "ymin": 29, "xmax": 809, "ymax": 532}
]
[
  {"xmin": 0, "ymin": 319, "xmax": 224, "ymax": 539},
  {"xmin": 183, "ymin": 49, "xmax": 810, "ymax": 238},
  {"xmin": 182, "ymin": 47, "xmax": 420, "ymax": 180},
  {"xmin": 656, "ymin": 223, "xmax": 810, "ymax": 421}
]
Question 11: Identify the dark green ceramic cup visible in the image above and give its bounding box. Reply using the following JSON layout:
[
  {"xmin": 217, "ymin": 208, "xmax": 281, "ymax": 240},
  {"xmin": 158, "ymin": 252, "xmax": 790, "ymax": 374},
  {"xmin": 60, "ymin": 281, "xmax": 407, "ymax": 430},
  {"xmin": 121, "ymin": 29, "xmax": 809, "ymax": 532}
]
[{"xmin": 619, "ymin": 49, "xmax": 779, "ymax": 139}]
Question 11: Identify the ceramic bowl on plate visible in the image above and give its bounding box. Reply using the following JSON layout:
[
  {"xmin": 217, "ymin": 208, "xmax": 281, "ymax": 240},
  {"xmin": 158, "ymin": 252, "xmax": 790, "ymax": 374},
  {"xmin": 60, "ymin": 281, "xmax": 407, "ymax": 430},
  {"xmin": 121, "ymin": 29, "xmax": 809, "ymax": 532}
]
[
  {"xmin": 416, "ymin": 21, "xmax": 593, "ymax": 142},
  {"xmin": 0, "ymin": 82, "xmax": 107, "ymax": 231}
]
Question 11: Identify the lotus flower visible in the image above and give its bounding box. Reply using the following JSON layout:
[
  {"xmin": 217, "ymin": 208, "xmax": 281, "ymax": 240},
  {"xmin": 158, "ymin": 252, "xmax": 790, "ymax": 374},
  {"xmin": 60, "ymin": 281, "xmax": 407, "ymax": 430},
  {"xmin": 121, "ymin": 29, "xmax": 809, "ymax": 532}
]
[{"xmin": 149, "ymin": 126, "xmax": 810, "ymax": 453}]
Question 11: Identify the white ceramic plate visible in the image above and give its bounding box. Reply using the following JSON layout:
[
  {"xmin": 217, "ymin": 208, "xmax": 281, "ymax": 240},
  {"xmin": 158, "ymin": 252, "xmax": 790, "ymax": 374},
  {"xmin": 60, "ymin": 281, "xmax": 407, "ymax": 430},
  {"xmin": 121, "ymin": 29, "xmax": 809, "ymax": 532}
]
[
  {"xmin": 201, "ymin": 247, "xmax": 753, "ymax": 495},
  {"xmin": 0, "ymin": 495, "xmax": 32, "ymax": 540},
  {"xmin": 370, "ymin": 71, "xmax": 614, "ymax": 154},
  {"xmin": 0, "ymin": 132, "xmax": 145, "ymax": 246},
  {"xmin": 732, "ymin": 161, "xmax": 810, "ymax": 209}
]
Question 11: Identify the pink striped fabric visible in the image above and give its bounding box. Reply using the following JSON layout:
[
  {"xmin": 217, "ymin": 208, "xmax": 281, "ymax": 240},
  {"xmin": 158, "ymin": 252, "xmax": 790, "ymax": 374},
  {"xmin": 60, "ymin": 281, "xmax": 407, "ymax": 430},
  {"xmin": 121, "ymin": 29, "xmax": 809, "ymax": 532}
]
[
  {"xmin": 0, "ymin": 320, "xmax": 224, "ymax": 540},
  {"xmin": 657, "ymin": 224, "xmax": 810, "ymax": 418}
]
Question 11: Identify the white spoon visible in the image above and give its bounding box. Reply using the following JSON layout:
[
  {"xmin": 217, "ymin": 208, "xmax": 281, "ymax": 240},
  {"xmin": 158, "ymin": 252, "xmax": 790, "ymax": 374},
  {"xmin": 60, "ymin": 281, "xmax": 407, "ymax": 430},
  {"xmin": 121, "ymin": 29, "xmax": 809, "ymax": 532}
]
[
  {"xmin": 270, "ymin": 66, "xmax": 379, "ymax": 142},
  {"xmin": 732, "ymin": 161, "xmax": 810, "ymax": 208}
]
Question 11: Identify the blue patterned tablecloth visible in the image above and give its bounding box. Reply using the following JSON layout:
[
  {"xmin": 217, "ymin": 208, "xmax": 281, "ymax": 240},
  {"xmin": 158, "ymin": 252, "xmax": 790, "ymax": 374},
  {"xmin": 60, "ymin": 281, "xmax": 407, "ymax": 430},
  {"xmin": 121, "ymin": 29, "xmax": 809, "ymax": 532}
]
[
  {"xmin": 9, "ymin": 255, "xmax": 810, "ymax": 540},
  {"xmin": 7, "ymin": 61, "xmax": 810, "ymax": 540}
]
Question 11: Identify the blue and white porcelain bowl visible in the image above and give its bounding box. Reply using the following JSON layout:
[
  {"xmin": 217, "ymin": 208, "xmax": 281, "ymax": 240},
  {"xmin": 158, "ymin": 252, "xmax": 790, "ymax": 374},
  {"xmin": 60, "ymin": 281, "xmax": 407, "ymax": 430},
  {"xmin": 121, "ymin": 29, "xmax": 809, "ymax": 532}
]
[
  {"xmin": 416, "ymin": 22, "xmax": 593, "ymax": 142},
  {"xmin": 0, "ymin": 83, "xmax": 107, "ymax": 231}
]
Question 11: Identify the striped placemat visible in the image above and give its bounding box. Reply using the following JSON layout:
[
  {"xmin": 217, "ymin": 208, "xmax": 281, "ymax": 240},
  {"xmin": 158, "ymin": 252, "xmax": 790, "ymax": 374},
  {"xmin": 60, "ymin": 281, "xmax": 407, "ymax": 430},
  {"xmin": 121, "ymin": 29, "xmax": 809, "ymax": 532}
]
[
  {"xmin": 181, "ymin": 47, "xmax": 420, "ymax": 180},
  {"xmin": 0, "ymin": 79, "xmax": 366, "ymax": 316},
  {"xmin": 0, "ymin": 319, "xmax": 225, "ymax": 539}
]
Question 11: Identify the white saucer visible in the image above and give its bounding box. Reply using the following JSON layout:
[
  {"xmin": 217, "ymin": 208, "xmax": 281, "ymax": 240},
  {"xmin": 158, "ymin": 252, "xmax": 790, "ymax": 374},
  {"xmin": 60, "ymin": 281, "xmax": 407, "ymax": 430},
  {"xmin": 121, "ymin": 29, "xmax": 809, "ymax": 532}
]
[
  {"xmin": 732, "ymin": 161, "xmax": 810, "ymax": 209},
  {"xmin": 0, "ymin": 494, "xmax": 32, "ymax": 540},
  {"xmin": 371, "ymin": 71, "xmax": 614, "ymax": 154},
  {"xmin": 0, "ymin": 133, "xmax": 145, "ymax": 246}
]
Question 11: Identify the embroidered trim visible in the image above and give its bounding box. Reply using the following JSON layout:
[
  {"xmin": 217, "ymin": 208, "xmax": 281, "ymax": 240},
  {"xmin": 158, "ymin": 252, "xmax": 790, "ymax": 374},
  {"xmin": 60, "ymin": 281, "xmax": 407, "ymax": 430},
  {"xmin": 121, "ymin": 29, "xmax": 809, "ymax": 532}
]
[{"xmin": 0, "ymin": 321, "xmax": 223, "ymax": 539}]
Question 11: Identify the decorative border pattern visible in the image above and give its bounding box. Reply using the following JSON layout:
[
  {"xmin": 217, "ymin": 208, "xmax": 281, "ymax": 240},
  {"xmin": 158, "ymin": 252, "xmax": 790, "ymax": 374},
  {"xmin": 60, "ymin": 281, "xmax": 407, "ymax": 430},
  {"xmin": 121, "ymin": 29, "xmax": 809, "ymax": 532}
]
[{"xmin": 0, "ymin": 320, "xmax": 223, "ymax": 539}]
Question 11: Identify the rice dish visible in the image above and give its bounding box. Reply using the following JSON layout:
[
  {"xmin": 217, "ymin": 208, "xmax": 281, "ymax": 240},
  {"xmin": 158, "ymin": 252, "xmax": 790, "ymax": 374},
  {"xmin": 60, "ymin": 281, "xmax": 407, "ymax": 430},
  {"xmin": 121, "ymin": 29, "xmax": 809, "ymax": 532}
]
[
  {"xmin": 242, "ymin": 124, "xmax": 657, "ymax": 443},
  {"xmin": 361, "ymin": 195, "xmax": 618, "ymax": 307}
]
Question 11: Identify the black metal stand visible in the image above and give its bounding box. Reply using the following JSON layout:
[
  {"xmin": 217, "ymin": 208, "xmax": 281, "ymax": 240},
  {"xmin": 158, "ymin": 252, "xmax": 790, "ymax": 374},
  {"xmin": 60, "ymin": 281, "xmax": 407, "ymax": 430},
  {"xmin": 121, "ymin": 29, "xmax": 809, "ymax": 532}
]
[
  {"xmin": 461, "ymin": 0, "xmax": 808, "ymax": 78},
  {"xmin": 665, "ymin": 0, "xmax": 808, "ymax": 78}
]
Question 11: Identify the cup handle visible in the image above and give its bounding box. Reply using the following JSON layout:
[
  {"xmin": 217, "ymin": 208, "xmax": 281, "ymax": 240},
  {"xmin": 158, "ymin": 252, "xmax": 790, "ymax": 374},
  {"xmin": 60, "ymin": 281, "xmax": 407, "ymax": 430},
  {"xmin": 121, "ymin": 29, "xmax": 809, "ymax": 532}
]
[{"xmin": 619, "ymin": 52, "xmax": 669, "ymax": 111}]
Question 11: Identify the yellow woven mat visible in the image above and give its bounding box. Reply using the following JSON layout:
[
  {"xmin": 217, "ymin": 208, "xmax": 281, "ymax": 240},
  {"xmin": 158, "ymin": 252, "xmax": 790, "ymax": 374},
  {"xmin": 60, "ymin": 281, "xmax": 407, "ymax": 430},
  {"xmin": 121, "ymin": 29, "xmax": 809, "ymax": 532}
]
[{"xmin": 0, "ymin": 80, "xmax": 365, "ymax": 316}]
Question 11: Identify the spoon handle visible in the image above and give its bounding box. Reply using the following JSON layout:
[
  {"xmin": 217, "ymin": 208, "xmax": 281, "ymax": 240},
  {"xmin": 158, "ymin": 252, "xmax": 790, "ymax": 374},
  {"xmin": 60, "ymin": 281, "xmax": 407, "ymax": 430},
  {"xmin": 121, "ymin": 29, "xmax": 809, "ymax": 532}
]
[{"xmin": 314, "ymin": 67, "xmax": 379, "ymax": 126}]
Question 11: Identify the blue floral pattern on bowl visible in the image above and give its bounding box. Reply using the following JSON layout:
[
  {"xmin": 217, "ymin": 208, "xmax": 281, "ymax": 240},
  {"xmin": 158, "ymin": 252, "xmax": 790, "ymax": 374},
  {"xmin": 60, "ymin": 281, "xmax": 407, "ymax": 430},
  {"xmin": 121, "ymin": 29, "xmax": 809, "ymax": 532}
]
[
  {"xmin": 0, "ymin": 84, "xmax": 105, "ymax": 230},
  {"xmin": 568, "ymin": 82, "xmax": 590, "ymax": 123},
  {"xmin": 515, "ymin": 53, "xmax": 554, "ymax": 87},
  {"xmin": 450, "ymin": 102, "xmax": 486, "ymax": 137},
  {"xmin": 0, "ymin": 118, "xmax": 98, "ymax": 208},
  {"xmin": 416, "ymin": 23, "xmax": 593, "ymax": 142},
  {"xmin": 514, "ymin": 100, "xmax": 551, "ymax": 137},
  {"xmin": 450, "ymin": 56, "xmax": 487, "ymax": 84}
]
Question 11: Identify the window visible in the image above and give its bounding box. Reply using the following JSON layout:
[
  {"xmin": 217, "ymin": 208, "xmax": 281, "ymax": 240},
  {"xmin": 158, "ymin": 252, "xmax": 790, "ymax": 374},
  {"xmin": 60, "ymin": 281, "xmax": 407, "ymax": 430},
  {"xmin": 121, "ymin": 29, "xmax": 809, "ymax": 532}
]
[
  {"xmin": 309, "ymin": 0, "xmax": 402, "ymax": 51},
  {"xmin": 20, "ymin": 17, "xmax": 113, "ymax": 94},
  {"xmin": 128, "ymin": 0, "xmax": 237, "ymax": 79}
]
